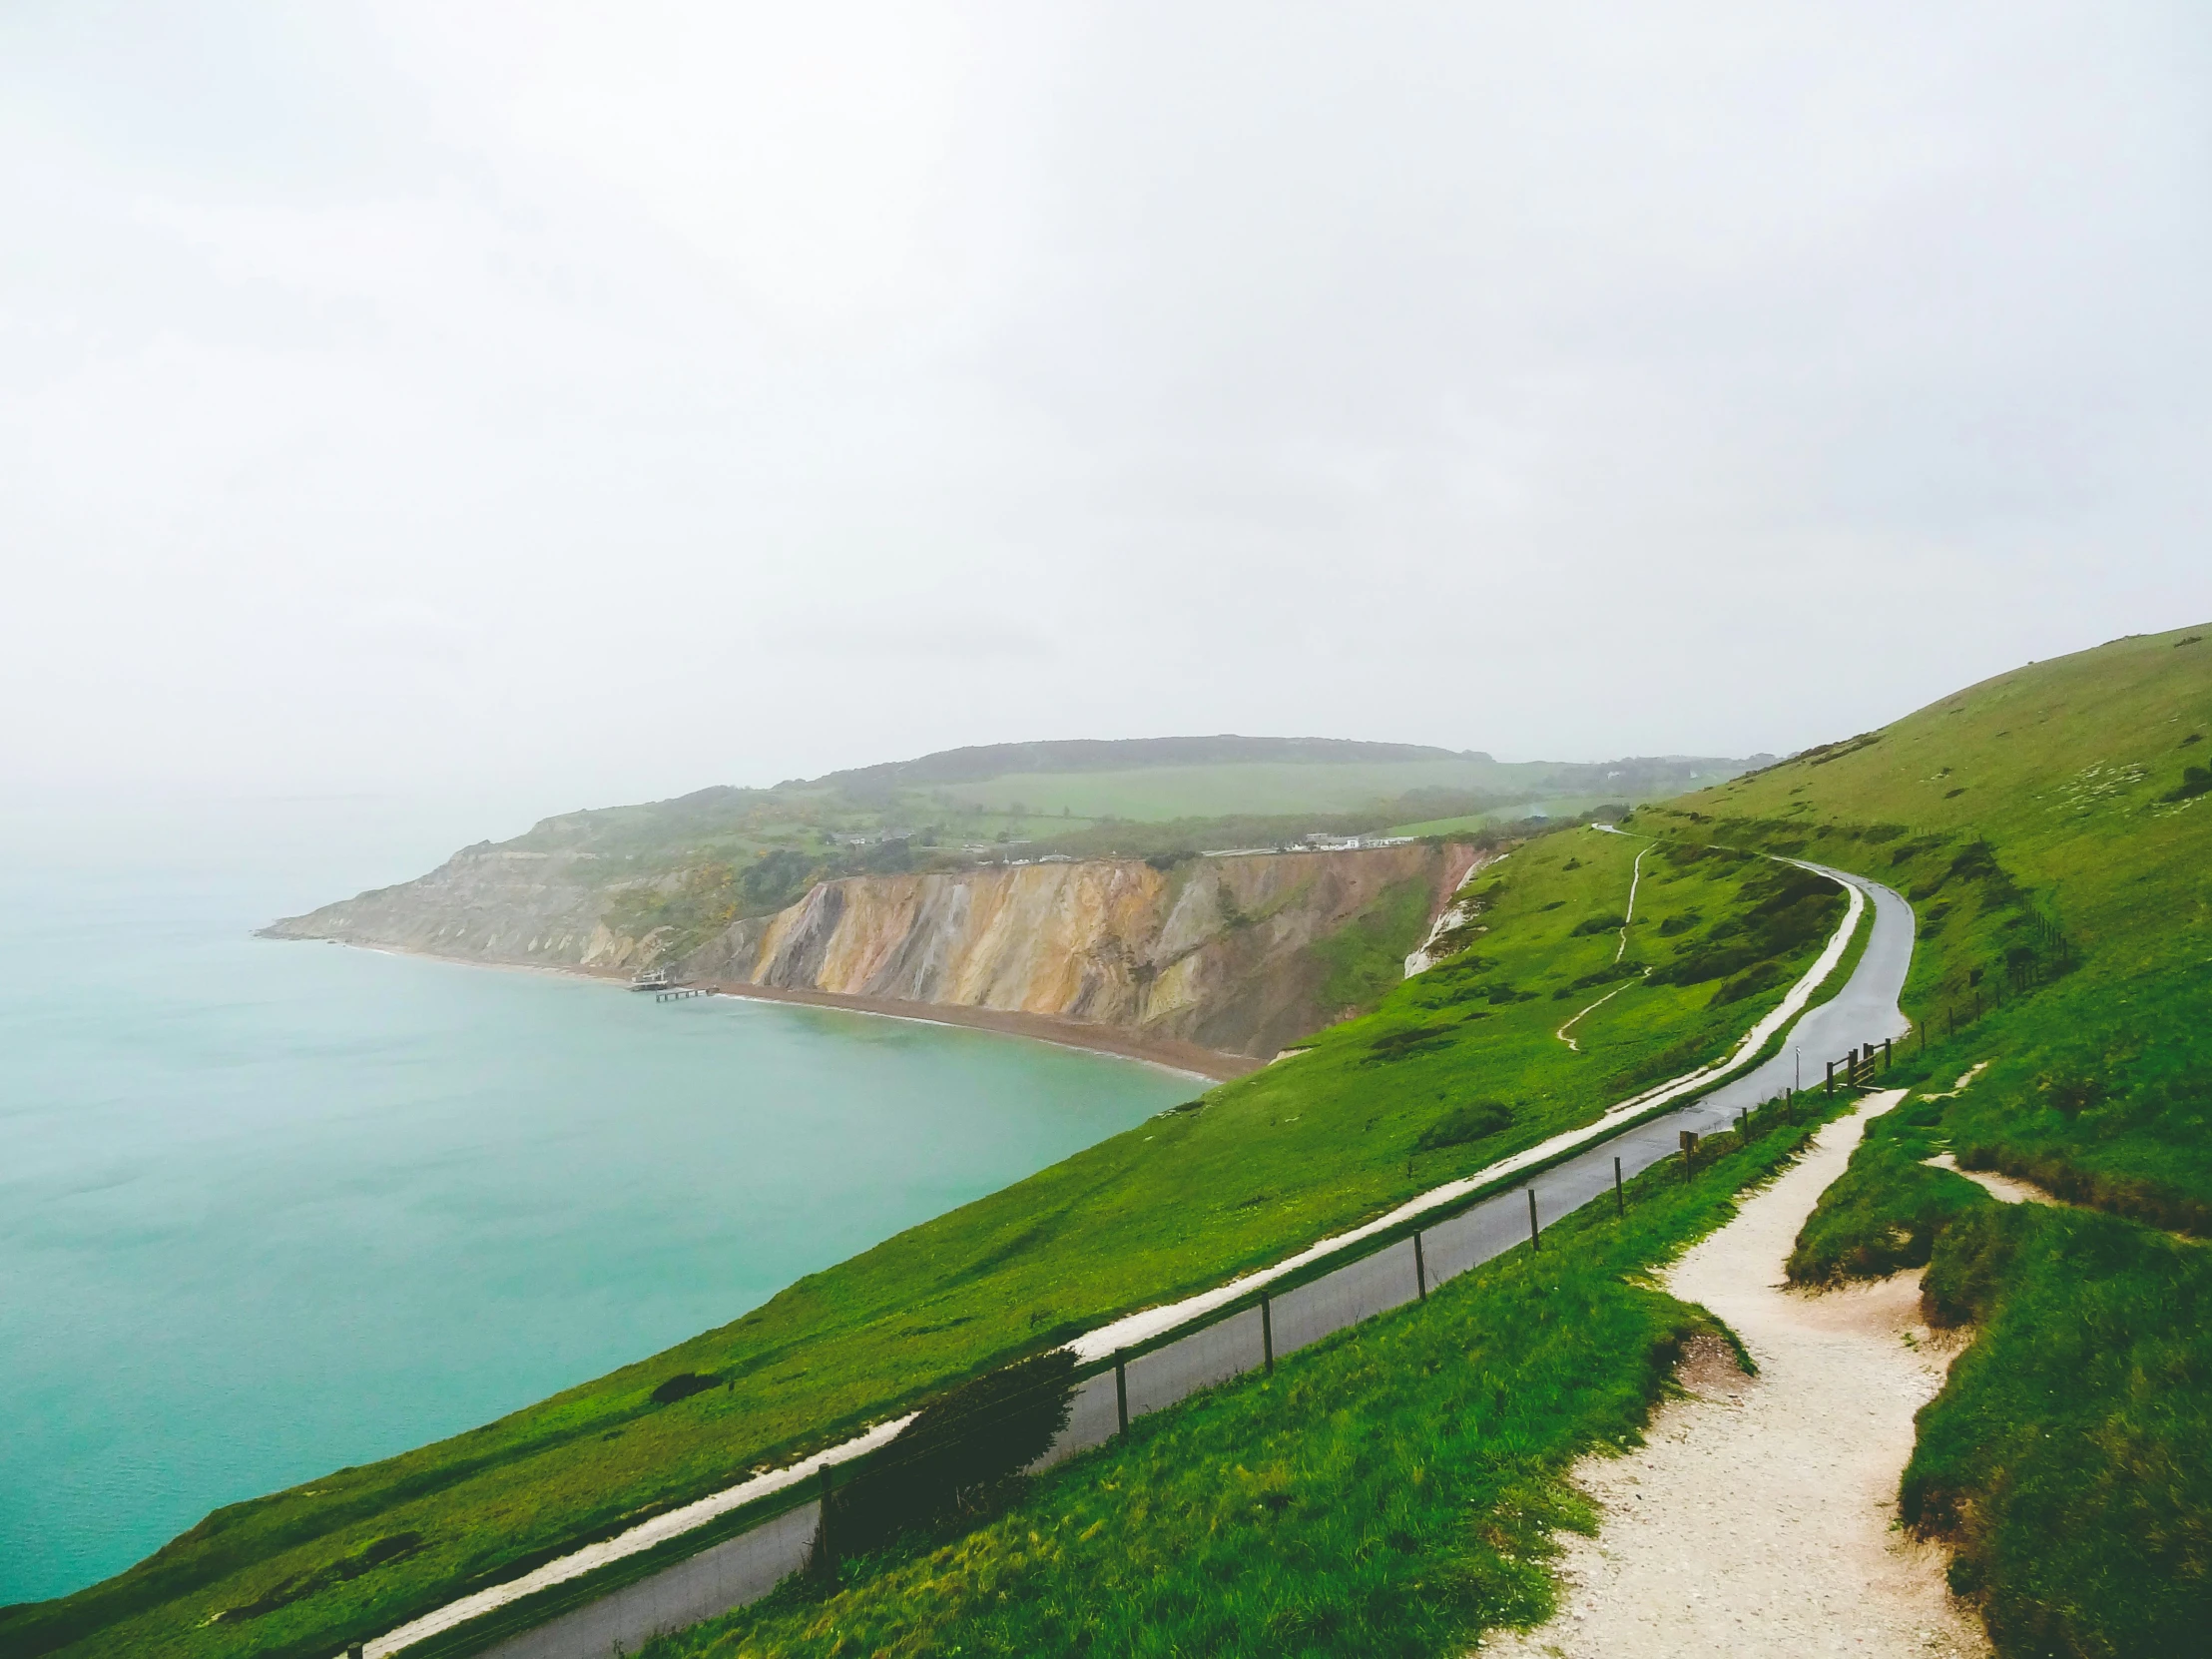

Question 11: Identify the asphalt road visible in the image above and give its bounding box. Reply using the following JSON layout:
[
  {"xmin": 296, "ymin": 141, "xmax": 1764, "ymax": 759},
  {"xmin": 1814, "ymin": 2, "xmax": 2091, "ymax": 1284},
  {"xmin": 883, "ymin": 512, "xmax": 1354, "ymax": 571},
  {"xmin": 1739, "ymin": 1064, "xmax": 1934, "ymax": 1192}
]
[{"xmin": 1423, "ymin": 861, "xmax": 1917, "ymax": 1284}]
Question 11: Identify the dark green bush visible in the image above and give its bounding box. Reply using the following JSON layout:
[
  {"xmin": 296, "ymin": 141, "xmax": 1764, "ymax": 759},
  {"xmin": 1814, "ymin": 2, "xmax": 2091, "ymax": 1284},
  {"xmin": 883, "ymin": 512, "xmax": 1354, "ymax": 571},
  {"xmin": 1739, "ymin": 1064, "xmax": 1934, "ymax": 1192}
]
[
  {"xmin": 650, "ymin": 1373, "xmax": 720, "ymax": 1405},
  {"xmin": 1786, "ymin": 1104, "xmax": 1986, "ymax": 1286},
  {"xmin": 1413, "ymin": 1102, "xmax": 1514, "ymax": 1154},
  {"xmin": 827, "ymin": 1350, "xmax": 1078, "ymax": 1559}
]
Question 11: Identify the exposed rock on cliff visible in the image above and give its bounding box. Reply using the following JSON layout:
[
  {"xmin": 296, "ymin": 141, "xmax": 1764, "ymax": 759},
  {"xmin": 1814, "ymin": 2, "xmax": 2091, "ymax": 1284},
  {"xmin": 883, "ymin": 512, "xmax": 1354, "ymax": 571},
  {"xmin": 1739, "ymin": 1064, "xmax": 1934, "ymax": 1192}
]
[
  {"xmin": 268, "ymin": 843, "xmax": 1485, "ymax": 1059},
  {"xmin": 687, "ymin": 844, "xmax": 1483, "ymax": 1056}
]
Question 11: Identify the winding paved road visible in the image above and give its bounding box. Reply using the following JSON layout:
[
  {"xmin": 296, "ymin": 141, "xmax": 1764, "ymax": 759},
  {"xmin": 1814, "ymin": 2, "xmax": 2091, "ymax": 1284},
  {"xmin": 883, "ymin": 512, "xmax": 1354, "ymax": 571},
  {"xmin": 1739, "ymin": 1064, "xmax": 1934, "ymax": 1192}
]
[{"xmin": 1330, "ymin": 860, "xmax": 1915, "ymax": 1301}]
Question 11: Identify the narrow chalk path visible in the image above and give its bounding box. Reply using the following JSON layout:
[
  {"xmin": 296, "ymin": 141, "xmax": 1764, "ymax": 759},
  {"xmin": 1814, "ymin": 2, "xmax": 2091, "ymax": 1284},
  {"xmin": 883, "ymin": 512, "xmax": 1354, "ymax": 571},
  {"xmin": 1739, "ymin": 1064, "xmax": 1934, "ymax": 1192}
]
[
  {"xmin": 1615, "ymin": 843, "xmax": 1648, "ymax": 963},
  {"xmin": 1480, "ymin": 1092, "xmax": 1989, "ymax": 1659},
  {"xmin": 1924, "ymin": 1152, "xmax": 2066, "ymax": 1209},
  {"xmin": 1556, "ymin": 835, "xmax": 1649, "ymax": 1049}
]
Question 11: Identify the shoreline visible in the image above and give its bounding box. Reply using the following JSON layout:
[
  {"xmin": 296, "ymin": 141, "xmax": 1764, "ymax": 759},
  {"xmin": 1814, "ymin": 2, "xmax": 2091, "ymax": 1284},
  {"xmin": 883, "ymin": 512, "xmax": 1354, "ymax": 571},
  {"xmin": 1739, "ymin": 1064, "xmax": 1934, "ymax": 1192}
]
[
  {"xmin": 690, "ymin": 979, "xmax": 1259, "ymax": 1082},
  {"xmin": 268, "ymin": 934, "xmax": 1260, "ymax": 1083}
]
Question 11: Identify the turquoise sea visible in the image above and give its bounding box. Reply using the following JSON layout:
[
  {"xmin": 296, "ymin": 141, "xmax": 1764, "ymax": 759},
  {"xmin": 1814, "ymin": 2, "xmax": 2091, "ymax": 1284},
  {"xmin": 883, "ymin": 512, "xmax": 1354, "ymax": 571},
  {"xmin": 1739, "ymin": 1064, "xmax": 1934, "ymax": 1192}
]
[{"xmin": 0, "ymin": 808, "xmax": 1184, "ymax": 1606}]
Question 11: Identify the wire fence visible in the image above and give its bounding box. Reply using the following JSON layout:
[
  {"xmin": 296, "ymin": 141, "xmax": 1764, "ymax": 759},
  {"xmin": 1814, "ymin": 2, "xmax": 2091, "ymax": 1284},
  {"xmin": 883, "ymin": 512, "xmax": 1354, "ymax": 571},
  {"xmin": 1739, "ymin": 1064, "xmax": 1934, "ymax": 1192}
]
[{"xmin": 411, "ymin": 1051, "xmax": 1890, "ymax": 1659}]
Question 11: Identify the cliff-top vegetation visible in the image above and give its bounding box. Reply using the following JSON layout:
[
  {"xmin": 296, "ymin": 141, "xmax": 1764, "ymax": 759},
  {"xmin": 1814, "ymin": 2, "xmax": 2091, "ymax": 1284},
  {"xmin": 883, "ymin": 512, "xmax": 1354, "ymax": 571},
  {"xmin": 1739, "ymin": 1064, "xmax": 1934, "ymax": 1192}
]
[{"xmin": 388, "ymin": 739, "xmax": 1753, "ymax": 960}]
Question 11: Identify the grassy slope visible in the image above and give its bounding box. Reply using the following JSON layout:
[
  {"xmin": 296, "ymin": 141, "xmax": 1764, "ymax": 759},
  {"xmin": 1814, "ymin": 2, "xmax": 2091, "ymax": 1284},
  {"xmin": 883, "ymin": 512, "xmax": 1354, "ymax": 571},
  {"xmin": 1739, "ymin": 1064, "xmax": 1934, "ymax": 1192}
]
[
  {"xmin": 1666, "ymin": 623, "xmax": 2212, "ymax": 1657},
  {"xmin": 1790, "ymin": 1056, "xmax": 2212, "ymax": 1657},
  {"xmin": 1909, "ymin": 1201, "xmax": 2212, "ymax": 1658},
  {"xmin": 8, "ymin": 828, "xmax": 1844, "ymax": 1659},
  {"xmin": 929, "ymin": 758, "xmax": 1512, "ymax": 818},
  {"xmin": 1386, "ymin": 798, "xmax": 1617, "ymax": 836},
  {"xmin": 1651, "ymin": 622, "xmax": 2212, "ymax": 1223},
  {"xmin": 643, "ymin": 1101, "xmax": 1841, "ymax": 1659}
]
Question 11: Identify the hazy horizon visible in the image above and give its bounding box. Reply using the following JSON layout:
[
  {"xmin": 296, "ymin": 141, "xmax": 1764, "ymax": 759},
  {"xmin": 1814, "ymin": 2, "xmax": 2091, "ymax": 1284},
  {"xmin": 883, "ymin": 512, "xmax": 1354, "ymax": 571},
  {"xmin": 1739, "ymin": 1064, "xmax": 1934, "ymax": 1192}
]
[{"xmin": 7, "ymin": 2, "xmax": 2209, "ymax": 824}]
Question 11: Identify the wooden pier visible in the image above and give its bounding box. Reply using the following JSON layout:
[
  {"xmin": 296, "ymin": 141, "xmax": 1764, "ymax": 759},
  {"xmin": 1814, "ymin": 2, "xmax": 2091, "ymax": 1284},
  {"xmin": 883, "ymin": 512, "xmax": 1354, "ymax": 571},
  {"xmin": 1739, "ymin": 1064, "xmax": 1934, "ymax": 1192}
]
[{"xmin": 655, "ymin": 987, "xmax": 711, "ymax": 1002}]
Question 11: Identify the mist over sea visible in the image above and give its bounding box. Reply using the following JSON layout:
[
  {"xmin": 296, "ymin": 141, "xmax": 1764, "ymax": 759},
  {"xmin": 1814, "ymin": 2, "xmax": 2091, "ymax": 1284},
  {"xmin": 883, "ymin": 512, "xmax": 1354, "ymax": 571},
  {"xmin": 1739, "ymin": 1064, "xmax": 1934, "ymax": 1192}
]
[{"xmin": 0, "ymin": 799, "xmax": 1182, "ymax": 1604}]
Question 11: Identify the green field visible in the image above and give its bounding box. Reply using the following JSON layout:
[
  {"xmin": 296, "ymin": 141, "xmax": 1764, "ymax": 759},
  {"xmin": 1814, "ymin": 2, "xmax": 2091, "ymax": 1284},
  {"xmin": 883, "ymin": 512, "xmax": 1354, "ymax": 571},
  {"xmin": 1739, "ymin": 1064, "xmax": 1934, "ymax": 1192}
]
[
  {"xmin": 929, "ymin": 758, "xmax": 1506, "ymax": 819},
  {"xmin": 1384, "ymin": 797, "xmax": 1617, "ymax": 837},
  {"xmin": 1657, "ymin": 622, "xmax": 2212, "ymax": 1656},
  {"xmin": 5, "ymin": 819, "xmax": 1850, "ymax": 1659},
  {"xmin": 924, "ymin": 762, "xmax": 1724, "ymax": 825}
]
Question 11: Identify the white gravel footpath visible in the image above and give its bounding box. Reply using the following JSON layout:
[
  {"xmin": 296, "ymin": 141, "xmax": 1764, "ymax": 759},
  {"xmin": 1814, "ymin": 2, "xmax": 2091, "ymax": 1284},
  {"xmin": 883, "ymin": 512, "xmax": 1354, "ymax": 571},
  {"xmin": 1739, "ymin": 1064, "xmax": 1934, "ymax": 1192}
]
[{"xmin": 1479, "ymin": 1090, "xmax": 1990, "ymax": 1659}]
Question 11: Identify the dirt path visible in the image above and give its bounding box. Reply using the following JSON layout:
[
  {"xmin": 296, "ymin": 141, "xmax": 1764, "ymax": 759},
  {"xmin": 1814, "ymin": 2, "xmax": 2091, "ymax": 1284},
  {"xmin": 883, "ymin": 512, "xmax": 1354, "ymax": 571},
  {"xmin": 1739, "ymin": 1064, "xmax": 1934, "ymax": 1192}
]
[
  {"xmin": 1924, "ymin": 1151, "xmax": 2067, "ymax": 1208},
  {"xmin": 1480, "ymin": 1090, "xmax": 1989, "ymax": 1658}
]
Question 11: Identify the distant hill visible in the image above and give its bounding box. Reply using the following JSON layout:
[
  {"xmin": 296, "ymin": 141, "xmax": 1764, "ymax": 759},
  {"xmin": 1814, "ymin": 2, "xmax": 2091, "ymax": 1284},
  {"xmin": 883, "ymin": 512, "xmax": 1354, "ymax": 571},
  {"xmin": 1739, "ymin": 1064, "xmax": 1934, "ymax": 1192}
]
[
  {"xmin": 505, "ymin": 738, "xmax": 1763, "ymax": 857},
  {"xmin": 816, "ymin": 735, "xmax": 1481, "ymax": 792}
]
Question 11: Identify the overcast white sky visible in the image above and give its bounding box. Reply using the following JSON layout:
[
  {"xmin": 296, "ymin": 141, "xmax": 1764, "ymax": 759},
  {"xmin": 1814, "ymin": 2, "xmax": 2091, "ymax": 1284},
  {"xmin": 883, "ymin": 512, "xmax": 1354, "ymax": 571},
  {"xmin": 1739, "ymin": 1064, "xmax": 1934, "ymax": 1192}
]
[{"xmin": 6, "ymin": 1, "xmax": 2210, "ymax": 830}]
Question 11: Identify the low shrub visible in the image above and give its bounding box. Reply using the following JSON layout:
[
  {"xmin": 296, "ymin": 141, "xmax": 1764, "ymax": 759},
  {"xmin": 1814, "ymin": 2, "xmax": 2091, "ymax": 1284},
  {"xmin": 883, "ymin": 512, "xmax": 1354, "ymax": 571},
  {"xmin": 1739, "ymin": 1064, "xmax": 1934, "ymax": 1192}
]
[
  {"xmin": 1413, "ymin": 1102, "xmax": 1514, "ymax": 1153},
  {"xmin": 825, "ymin": 1350, "xmax": 1078, "ymax": 1561},
  {"xmin": 650, "ymin": 1374, "xmax": 721, "ymax": 1405},
  {"xmin": 1786, "ymin": 1102, "xmax": 1988, "ymax": 1286}
]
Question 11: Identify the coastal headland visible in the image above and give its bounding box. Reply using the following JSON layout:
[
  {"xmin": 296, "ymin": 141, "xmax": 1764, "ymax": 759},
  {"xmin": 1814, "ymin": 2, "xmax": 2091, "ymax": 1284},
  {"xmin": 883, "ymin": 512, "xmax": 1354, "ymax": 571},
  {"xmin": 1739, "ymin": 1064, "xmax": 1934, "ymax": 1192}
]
[{"xmin": 269, "ymin": 841, "xmax": 1488, "ymax": 1066}]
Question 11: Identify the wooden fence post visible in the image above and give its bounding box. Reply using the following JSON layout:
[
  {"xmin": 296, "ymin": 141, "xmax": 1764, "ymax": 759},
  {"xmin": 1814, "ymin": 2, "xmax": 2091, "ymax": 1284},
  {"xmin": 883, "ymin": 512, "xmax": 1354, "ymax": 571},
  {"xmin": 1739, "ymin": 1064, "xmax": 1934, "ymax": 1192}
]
[
  {"xmin": 1115, "ymin": 1352, "xmax": 1129, "ymax": 1435},
  {"xmin": 1414, "ymin": 1231, "xmax": 1427, "ymax": 1299},
  {"xmin": 1614, "ymin": 1155, "xmax": 1625, "ymax": 1215},
  {"xmin": 1261, "ymin": 1295, "xmax": 1274, "ymax": 1375},
  {"xmin": 1679, "ymin": 1129, "xmax": 1697, "ymax": 1182},
  {"xmin": 1527, "ymin": 1189, "xmax": 1541, "ymax": 1250}
]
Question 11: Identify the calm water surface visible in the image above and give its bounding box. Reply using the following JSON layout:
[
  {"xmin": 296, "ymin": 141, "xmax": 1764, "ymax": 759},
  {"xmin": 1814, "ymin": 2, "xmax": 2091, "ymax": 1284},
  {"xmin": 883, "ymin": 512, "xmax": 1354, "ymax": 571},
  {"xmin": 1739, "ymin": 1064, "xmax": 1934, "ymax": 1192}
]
[{"xmin": 0, "ymin": 849, "xmax": 1183, "ymax": 1603}]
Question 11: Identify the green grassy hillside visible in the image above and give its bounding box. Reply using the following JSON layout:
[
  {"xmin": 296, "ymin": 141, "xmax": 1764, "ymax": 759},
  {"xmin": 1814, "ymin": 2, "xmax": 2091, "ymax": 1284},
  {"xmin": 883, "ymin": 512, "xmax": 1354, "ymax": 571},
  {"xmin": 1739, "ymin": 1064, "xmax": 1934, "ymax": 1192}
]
[
  {"xmin": 919, "ymin": 756, "xmax": 1735, "ymax": 825},
  {"xmin": 3, "ymin": 823, "xmax": 1846, "ymax": 1659},
  {"xmin": 1655, "ymin": 622, "xmax": 2212, "ymax": 1657},
  {"xmin": 490, "ymin": 741, "xmax": 1751, "ymax": 897},
  {"xmin": 643, "ymin": 1103, "xmax": 1841, "ymax": 1659},
  {"xmin": 1652, "ymin": 623, "xmax": 2212, "ymax": 1226}
]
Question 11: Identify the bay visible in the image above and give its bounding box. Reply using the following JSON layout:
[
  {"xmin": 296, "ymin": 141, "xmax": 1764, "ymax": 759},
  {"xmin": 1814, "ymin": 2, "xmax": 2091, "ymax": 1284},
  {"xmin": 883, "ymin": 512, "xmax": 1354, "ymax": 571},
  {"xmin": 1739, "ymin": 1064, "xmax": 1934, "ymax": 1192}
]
[{"xmin": 0, "ymin": 831, "xmax": 1183, "ymax": 1605}]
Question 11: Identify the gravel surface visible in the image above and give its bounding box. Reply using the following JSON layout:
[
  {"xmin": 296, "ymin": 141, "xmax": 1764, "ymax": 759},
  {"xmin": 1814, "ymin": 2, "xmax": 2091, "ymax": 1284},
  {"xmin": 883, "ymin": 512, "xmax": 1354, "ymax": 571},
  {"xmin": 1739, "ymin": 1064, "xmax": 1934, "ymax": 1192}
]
[
  {"xmin": 1480, "ymin": 1091, "xmax": 1989, "ymax": 1658},
  {"xmin": 1924, "ymin": 1152, "xmax": 2064, "ymax": 1208}
]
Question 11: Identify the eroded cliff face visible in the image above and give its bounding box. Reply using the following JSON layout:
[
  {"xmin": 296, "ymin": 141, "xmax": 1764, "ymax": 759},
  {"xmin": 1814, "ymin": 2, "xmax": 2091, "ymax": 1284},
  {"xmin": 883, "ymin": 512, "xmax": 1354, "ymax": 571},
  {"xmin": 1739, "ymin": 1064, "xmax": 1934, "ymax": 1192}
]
[
  {"xmin": 683, "ymin": 844, "xmax": 1484, "ymax": 1056},
  {"xmin": 267, "ymin": 843, "xmax": 1485, "ymax": 1059}
]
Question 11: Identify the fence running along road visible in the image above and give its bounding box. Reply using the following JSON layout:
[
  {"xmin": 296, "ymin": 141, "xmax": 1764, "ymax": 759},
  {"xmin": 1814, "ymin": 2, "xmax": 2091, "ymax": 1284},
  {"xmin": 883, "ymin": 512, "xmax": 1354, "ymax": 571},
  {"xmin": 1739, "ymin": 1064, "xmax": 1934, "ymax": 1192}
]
[{"xmin": 375, "ymin": 865, "xmax": 1916, "ymax": 1659}]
